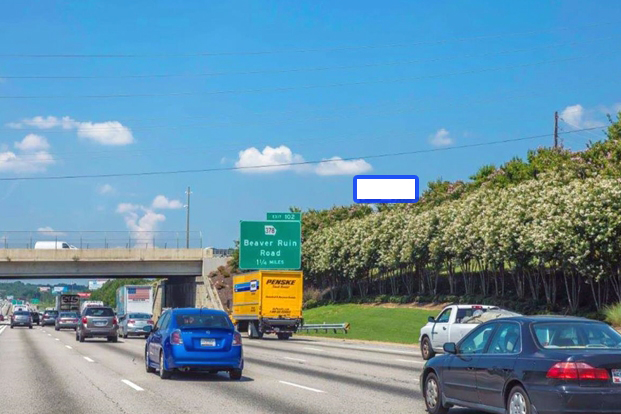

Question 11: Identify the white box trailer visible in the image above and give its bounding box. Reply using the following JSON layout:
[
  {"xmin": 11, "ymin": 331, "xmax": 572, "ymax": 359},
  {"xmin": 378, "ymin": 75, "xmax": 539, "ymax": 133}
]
[{"xmin": 115, "ymin": 285, "xmax": 153, "ymax": 318}]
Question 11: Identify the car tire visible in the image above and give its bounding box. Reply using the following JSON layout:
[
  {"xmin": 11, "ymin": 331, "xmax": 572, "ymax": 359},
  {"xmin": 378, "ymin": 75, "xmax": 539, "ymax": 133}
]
[
  {"xmin": 507, "ymin": 385, "xmax": 532, "ymax": 414},
  {"xmin": 55, "ymin": 327, "xmax": 60, "ymax": 331},
  {"xmin": 112, "ymin": 336, "xmax": 118, "ymax": 343},
  {"xmin": 79, "ymin": 332, "xmax": 85, "ymax": 343},
  {"xmin": 421, "ymin": 336, "xmax": 435, "ymax": 360},
  {"xmin": 159, "ymin": 352, "xmax": 172, "ymax": 379},
  {"xmin": 145, "ymin": 348, "xmax": 155, "ymax": 373},
  {"xmin": 29, "ymin": 325, "xmax": 33, "ymax": 329},
  {"xmin": 75, "ymin": 332, "xmax": 79, "ymax": 342},
  {"xmin": 10, "ymin": 325, "xmax": 13, "ymax": 329},
  {"xmin": 424, "ymin": 372, "xmax": 448, "ymax": 414},
  {"xmin": 229, "ymin": 369, "xmax": 242, "ymax": 380},
  {"xmin": 123, "ymin": 332, "xmax": 128, "ymax": 339}
]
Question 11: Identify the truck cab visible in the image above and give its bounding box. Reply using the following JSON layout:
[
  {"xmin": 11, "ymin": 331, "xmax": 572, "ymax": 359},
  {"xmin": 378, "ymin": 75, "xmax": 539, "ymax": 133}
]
[{"xmin": 419, "ymin": 304, "xmax": 499, "ymax": 360}]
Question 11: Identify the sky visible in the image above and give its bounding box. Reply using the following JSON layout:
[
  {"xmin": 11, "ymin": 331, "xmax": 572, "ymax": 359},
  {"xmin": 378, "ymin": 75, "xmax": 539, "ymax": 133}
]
[{"xmin": 1, "ymin": 0, "xmax": 621, "ymax": 266}]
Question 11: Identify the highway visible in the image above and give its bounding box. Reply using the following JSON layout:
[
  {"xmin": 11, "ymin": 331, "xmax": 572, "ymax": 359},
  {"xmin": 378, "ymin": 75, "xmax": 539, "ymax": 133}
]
[{"xmin": 0, "ymin": 318, "xmax": 481, "ymax": 414}]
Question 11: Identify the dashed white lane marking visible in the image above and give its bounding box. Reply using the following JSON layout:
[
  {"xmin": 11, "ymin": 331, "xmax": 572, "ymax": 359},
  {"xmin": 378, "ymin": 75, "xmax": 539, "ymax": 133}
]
[
  {"xmin": 303, "ymin": 347, "xmax": 322, "ymax": 352},
  {"xmin": 65, "ymin": 345, "xmax": 72, "ymax": 349},
  {"xmin": 84, "ymin": 357, "xmax": 95, "ymax": 363},
  {"xmin": 395, "ymin": 359, "xmax": 424, "ymax": 364},
  {"xmin": 284, "ymin": 357, "xmax": 306, "ymax": 362},
  {"xmin": 121, "ymin": 379, "xmax": 144, "ymax": 391},
  {"xmin": 279, "ymin": 380, "xmax": 325, "ymax": 393},
  {"xmin": 47, "ymin": 334, "xmax": 51, "ymax": 336},
  {"xmin": 0, "ymin": 326, "xmax": 6, "ymax": 335}
]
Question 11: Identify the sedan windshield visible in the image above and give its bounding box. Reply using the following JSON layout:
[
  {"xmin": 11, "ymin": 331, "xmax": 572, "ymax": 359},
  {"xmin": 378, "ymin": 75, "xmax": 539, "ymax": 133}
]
[
  {"xmin": 533, "ymin": 322, "xmax": 621, "ymax": 349},
  {"xmin": 175, "ymin": 314, "xmax": 231, "ymax": 329}
]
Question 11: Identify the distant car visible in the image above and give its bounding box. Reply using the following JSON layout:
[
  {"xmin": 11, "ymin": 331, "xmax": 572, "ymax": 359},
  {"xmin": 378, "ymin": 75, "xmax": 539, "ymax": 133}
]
[
  {"xmin": 144, "ymin": 308, "xmax": 243, "ymax": 380},
  {"xmin": 11, "ymin": 311, "xmax": 33, "ymax": 329},
  {"xmin": 76, "ymin": 307, "xmax": 118, "ymax": 343},
  {"xmin": 421, "ymin": 315, "xmax": 621, "ymax": 414},
  {"xmin": 41, "ymin": 310, "xmax": 59, "ymax": 326},
  {"xmin": 55, "ymin": 311, "xmax": 79, "ymax": 331},
  {"xmin": 119, "ymin": 313, "xmax": 154, "ymax": 338},
  {"xmin": 30, "ymin": 311, "xmax": 40, "ymax": 325}
]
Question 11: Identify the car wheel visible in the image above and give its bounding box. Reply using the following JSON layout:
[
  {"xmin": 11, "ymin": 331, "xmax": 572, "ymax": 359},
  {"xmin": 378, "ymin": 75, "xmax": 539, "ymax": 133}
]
[
  {"xmin": 507, "ymin": 385, "xmax": 532, "ymax": 414},
  {"xmin": 145, "ymin": 348, "xmax": 155, "ymax": 373},
  {"xmin": 55, "ymin": 327, "xmax": 59, "ymax": 331},
  {"xmin": 112, "ymin": 336, "xmax": 118, "ymax": 343},
  {"xmin": 29, "ymin": 325, "xmax": 33, "ymax": 329},
  {"xmin": 421, "ymin": 337, "xmax": 435, "ymax": 360},
  {"xmin": 10, "ymin": 325, "xmax": 13, "ymax": 329},
  {"xmin": 123, "ymin": 332, "xmax": 128, "ymax": 339},
  {"xmin": 159, "ymin": 352, "xmax": 172, "ymax": 379},
  {"xmin": 229, "ymin": 369, "xmax": 242, "ymax": 380},
  {"xmin": 79, "ymin": 332, "xmax": 85, "ymax": 343},
  {"xmin": 75, "ymin": 332, "xmax": 79, "ymax": 342},
  {"xmin": 424, "ymin": 372, "xmax": 448, "ymax": 414}
]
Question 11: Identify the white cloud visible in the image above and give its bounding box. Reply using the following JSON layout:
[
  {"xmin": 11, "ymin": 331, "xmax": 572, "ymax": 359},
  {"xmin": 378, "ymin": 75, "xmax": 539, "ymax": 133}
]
[
  {"xmin": 561, "ymin": 104, "xmax": 606, "ymax": 129},
  {"xmin": 315, "ymin": 157, "xmax": 372, "ymax": 176},
  {"xmin": 151, "ymin": 195, "xmax": 183, "ymax": 209},
  {"xmin": 77, "ymin": 121, "xmax": 134, "ymax": 146},
  {"xmin": 37, "ymin": 227, "xmax": 66, "ymax": 237},
  {"xmin": 429, "ymin": 128, "xmax": 453, "ymax": 146},
  {"xmin": 6, "ymin": 115, "xmax": 134, "ymax": 146},
  {"xmin": 0, "ymin": 150, "xmax": 54, "ymax": 173},
  {"xmin": 14, "ymin": 134, "xmax": 50, "ymax": 151},
  {"xmin": 116, "ymin": 203, "xmax": 140, "ymax": 214},
  {"xmin": 235, "ymin": 145, "xmax": 305, "ymax": 173},
  {"xmin": 98, "ymin": 184, "xmax": 115, "ymax": 195},
  {"xmin": 234, "ymin": 145, "xmax": 373, "ymax": 176}
]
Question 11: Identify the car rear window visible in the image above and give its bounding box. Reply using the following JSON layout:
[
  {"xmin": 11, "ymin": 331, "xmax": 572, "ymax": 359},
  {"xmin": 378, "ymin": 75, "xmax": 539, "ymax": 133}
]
[
  {"xmin": 85, "ymin": 308, "xmax": 114, "ymax": 317},
  {"xmin": 456, "ymin": 308, "xmax": 487, "ymax": 323},
  {"xmin": 533, "ymin": 322, "xmax": 621, "ymax": 349},
  {"xmin": 129, "ymin": 313, "xmax": 151, "ymax": 319},
  {"xmin": 175, "ymin": 313, "xmax": 231, "ymax": 329},
  {"xmin": 14, "ymin": 311, "xmax": 30, "ymax": 316}
]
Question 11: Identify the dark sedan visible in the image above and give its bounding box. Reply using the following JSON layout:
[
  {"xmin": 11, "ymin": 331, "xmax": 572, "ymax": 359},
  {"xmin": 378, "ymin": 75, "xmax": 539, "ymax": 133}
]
[
  {"xmin": 30, "ymin": 311, "xmax": 40, "ymax": 325},
  {"xmin": 41, "ymin": 310, "xmax": 59, "ymax": 326},
  {"xmin": 421, "ymin": 316, "xmax": 621, "ymax": 414}
]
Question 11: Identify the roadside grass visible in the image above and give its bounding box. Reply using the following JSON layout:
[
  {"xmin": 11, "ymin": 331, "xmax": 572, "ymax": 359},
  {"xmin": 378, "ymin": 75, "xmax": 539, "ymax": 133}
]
[
  {"xmin": 604, "ymin": 302, "xmax": 621, "ymax": 328},
  {"xmin": 299, "ymin": 304, "xmax": 437, "ymax": 344}
]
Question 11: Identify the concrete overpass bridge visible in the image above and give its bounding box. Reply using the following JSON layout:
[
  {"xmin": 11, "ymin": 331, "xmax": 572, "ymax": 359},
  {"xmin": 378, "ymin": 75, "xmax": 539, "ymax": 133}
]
[{"xmin": 0, "ymin": 247, "xmax": 231, "ymax": 319}]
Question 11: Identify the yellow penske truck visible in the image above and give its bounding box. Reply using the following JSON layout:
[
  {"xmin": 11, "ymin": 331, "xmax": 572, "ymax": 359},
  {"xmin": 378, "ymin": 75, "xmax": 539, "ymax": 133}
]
[{"xmin": 231, "ymin": 270, "xmax": 303, "ymax": 340}]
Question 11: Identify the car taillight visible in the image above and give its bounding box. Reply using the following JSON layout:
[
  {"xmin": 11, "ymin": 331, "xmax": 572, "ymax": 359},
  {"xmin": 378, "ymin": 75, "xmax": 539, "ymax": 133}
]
[
  {"xmin": 547, "ymin": 362, "xmax": 610, "ymax": 380},
  {"xmin": 233, "ymin": 333, "xmax": 242, "ymax": 346},
  {"xmin": 112, "ymin": 317, "xmax": 118, "ymax": 325},
  {"xmin": 171, "ymin": 329, "xmax": 183, "ymax": 345},
  {"xmin": 82, "ymin": 317, "xmax": 87, "ymax": 324},
  {"xmin": 128, "ymin": 319, "xmax": 135, "ymax": 324},
  {"xmin": 147, "ymin": 320, "xmax": 154, "ymax": 325}
]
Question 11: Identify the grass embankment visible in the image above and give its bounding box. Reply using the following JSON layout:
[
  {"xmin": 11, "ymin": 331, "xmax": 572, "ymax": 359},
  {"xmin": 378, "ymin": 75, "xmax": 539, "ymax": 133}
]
[{"xmin": 300, "ymin": 304, "xmax": 437, "ymax": 344}]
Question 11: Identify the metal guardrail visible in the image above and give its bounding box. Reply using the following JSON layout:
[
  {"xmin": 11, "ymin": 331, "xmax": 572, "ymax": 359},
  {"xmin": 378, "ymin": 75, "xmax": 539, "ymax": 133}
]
[
  {"xmin": 0, "ymin": 231, "xmax": 232, "ymax": 252},
  {"xmin": 297, "ymin": 323, "xmax": 350, "ymax": 334}
]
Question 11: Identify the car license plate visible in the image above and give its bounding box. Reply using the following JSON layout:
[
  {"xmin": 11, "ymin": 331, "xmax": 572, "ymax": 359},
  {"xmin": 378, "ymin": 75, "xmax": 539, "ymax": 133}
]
[
  {"xmin": 94, "ymin": 320, "xmax": 107, "ymax": 327},
  {"xmin": 613, "ymin": 369, "xmax": 621, "ymax": 384},
  {"xmin": 200, "ymin": 338, "xmax": 216, "ymax": 347}
]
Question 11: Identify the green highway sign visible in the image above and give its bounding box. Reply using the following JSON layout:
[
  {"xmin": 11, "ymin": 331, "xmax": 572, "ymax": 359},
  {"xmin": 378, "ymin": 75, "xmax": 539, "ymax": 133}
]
[
  {"xmin": 239, "ymin": 220, "xmax": 301, "ymax": 270},
  {"xmin": 266, "ymin": 212, "xmax": 301, "ymax": 221},
  {"xmin": 31, "ymin": 299, "xmax": 40, "ymax": 304}
]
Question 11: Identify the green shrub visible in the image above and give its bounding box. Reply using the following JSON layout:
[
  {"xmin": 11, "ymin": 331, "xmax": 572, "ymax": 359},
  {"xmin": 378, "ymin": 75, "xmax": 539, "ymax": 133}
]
[
  {"xmin": 604, "ymin": 303, "xmax": 621, "ymax": 326},
  {"xmin": 303, "ymin": 299, "xmax": 318, "ymax": 310}
]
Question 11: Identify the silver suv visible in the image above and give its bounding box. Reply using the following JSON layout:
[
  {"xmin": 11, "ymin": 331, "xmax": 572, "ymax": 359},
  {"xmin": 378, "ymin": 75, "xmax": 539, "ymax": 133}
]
[
  {"xmin": 76, "ymin": 307, "xmax": 118, "ymax": 343},
  {"xmin": 11, "ymin": 311, "xmax": 33, "ymax": 329}
]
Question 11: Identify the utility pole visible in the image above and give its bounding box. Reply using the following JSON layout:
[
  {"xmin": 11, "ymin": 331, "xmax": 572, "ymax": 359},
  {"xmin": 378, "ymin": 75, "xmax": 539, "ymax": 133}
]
[
  {"xmin": 185, "ymin": 187, "xmax": 191, "ymax": 248},
  {"xmin": 554, "ymin": 111, "xmax": 559, "ymax": 149}
]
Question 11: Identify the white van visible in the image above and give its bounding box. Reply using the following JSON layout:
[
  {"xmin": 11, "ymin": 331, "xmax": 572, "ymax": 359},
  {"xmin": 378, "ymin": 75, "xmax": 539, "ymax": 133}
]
[{"xmin": 34, "ymin": 241, "xmax": 78, "ymax": 250}]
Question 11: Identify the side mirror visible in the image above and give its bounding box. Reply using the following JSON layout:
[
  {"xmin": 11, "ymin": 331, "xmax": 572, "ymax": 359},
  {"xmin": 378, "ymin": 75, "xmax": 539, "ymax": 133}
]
[
  {"xmin": 143, "ymin": 325, "xmax": 153, "ymax": 333},
  {"xmin": 443, "ymin": 342, "xmax": 457, "ymax": 354},
  {"xmin": 428, "ymin": 316, "xmax": 435, "ymax": 323}
]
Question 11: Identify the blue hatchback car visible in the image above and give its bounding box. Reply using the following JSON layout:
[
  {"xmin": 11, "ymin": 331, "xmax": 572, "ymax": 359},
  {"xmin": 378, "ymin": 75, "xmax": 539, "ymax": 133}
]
[{"xmin": 144, "ymin": 308, "xmax": 243, "ymax": 380}]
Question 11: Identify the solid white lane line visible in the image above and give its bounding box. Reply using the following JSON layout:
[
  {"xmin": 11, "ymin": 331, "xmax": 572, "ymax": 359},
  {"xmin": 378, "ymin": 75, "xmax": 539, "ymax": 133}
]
[
  {"xmin": 65, "ymin": 345, "xmax": 72, "ymax": 349},
  {"xmin": 0, "ymin": 326, "xmax": 6, "ymax": 335},
  {"xmin": 84, "ymin": 357, "xmax": 95, "ymax": 363},
  {"xmin": 284, "ymin": 357, "xmax": 306, "ymax": 362},
  {"xmin": 121, "ymin": 379, "xmax": 144, "ymax": 391},
  {"xmin": 279, "ymin": 380, "xmax": 325, "ymax": 393},
  {"xmin": 396, "ymin": 358, "xmax": 424, "ymax": 364},
  {"xmin": 303, "ymin": 347, "xmax": 322, "ymax": 352}
]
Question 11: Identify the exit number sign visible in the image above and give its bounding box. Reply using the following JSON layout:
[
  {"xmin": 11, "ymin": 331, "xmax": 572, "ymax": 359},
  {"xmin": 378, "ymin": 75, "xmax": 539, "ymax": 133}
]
[{"xmin": 266, "ymin": 212, "xmax": 301, "ymax": 221}]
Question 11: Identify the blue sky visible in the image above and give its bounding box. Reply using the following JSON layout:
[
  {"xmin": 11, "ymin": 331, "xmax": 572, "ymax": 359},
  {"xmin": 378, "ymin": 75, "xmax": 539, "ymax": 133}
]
[{"xmin": 1, "ymin": 0, "xmax": 621, "ymax": 256}]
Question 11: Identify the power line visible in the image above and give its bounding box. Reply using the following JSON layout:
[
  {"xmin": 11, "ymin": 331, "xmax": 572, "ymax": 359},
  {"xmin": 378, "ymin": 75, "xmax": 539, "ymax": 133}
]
[
  {"xmin": 0, "ymin": 127, "xmax": 600, "ymax": 182},
  {"xmin": 1, "ymin": 37, "xmax": 612, "ymax": 80},
  {"xmin": 0, "ymin": 21, "xmax": 614, "ymax": 59},
  {"xmin": 0, "ymin": 54, "xmax": 602, "ymax": 100}
]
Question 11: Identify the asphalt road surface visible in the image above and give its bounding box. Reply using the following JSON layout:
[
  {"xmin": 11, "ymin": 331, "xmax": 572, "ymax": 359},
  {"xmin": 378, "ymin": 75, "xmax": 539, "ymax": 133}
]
[{"xmin": 0, "ymin": 321, "xmax": 484, "ymax": 414}]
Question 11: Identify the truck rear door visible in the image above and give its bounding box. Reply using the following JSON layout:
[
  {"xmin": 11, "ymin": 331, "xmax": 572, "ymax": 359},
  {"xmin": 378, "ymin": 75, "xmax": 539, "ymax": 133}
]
[{"xmin": 261, "ymin": 272, "xmax": 303, "ymax": 319}]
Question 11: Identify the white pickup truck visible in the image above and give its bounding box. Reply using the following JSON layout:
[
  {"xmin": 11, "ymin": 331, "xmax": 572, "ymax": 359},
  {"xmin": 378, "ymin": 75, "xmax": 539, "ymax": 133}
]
[{"xmin": 419, "ymin": 304, "xmax": 518, "ymax": 360}]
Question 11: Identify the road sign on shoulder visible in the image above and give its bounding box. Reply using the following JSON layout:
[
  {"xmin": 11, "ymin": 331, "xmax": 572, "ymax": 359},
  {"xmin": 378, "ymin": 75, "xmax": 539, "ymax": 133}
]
[
  {"xmin": 239, "ymin": 220, "xmax": 301, "ymax": 270},
  {"xmin": 266, "ymin": 212, "xmax": 301, "ymax": 221}
]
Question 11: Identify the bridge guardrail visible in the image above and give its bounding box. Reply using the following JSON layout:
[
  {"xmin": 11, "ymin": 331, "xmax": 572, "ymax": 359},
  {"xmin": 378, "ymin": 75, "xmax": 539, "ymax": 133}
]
[{"xmin": 297, "ymin": 323, "xmax": 350, "ymax": 334}]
